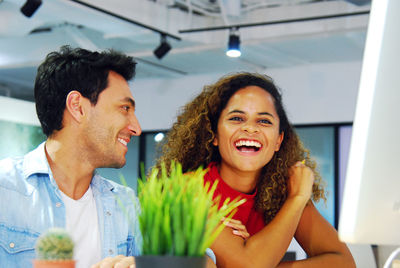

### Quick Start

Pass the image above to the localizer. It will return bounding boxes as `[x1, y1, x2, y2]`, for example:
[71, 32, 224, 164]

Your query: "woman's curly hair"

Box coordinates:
[155, 72, 326, 224]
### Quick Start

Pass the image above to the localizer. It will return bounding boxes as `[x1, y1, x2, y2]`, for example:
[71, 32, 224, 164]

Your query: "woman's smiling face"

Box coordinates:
[213, 85, 284, 175]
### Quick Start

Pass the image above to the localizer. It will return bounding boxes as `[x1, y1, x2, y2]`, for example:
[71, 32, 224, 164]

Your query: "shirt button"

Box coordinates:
[56, 202, 62, 208]
[109, 249, 113, 255]
[106, 211, 111, 216]
[9, 242, 15, 248]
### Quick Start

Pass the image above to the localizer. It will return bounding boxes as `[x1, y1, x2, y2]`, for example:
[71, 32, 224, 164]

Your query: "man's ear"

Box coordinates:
[66, 91, 85, 122]
[275, 132, 284, 151]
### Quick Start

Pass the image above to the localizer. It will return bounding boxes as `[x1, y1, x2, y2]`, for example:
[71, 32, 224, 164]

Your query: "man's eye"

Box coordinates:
[122, 106, 130, 111]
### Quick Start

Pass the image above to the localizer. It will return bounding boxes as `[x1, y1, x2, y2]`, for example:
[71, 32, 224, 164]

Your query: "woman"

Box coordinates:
[155, 73, 355, 268]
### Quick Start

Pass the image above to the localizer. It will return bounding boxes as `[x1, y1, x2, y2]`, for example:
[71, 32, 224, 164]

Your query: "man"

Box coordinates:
[0, 46, 142, 267]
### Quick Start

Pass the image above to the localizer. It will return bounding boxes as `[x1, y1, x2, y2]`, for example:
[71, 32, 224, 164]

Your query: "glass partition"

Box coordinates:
[296, 126, 336, 227]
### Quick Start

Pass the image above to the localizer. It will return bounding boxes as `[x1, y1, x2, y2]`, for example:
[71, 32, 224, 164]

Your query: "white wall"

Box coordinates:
[0, 60, 362, 130]
[0, 95, 40, 126]
[132, 61, 362, 131]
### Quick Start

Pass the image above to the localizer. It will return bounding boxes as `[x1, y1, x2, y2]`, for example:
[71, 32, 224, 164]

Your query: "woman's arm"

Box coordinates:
[277, 202, 356, 268]
[211, 162, 314, 268]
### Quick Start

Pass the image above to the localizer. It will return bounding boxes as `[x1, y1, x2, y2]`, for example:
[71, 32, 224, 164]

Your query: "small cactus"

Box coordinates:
[35, 228, 74, 260]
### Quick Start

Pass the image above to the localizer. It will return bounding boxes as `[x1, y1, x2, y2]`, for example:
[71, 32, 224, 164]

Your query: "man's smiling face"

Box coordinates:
[82, 71, 142, 168]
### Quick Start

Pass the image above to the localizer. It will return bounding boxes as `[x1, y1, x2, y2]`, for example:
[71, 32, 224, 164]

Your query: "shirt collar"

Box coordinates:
[22, 142, 52, 180]
[22, 141, 115, 194]
[91, 173, 115, 194]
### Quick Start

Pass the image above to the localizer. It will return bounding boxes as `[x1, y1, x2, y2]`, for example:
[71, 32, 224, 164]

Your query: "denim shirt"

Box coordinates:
[0, 143, 141, 267]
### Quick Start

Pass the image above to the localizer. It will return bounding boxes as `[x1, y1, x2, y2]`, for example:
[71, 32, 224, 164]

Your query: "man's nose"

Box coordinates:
[128, 114, 142, 136]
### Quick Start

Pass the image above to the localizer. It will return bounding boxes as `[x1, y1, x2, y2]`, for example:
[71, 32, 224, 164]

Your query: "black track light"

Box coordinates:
[226, 28, 241, 58]
[20, 0, 42, 18]
[153, 34, 171, 60]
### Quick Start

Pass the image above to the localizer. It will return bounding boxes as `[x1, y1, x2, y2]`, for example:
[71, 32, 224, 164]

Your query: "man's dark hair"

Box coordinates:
[34, 45, 137, 137]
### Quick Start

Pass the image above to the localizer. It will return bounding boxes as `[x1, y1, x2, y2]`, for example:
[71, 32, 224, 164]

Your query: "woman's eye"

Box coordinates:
[229, 116, 243, 122]
[259, 119, 272, 124]
[122, 106, 130, 112]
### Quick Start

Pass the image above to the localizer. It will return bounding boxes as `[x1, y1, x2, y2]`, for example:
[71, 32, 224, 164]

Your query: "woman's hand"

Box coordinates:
[287, 160, 314, 203]
[222, 217, 250, 240]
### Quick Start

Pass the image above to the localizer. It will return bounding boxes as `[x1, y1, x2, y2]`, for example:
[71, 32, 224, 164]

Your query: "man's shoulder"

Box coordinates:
[0, 155, 40, 197]
[93, 174, 136, 196]
[93, 175, 138, 215]
[0, 143, 48, 185]
[0, 155, 23, 169]
[0, 156, 25, 186]
[110, 179, 136, 196]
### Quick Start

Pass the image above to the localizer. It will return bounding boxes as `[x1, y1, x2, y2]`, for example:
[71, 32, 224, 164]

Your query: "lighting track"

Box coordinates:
[135, 58, 187, 76]
[179, 10, 370, 33]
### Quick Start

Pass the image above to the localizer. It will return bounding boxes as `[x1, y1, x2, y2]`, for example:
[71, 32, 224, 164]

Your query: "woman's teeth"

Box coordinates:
[235, 140, 262, 152]
[235, 140, 261, 148]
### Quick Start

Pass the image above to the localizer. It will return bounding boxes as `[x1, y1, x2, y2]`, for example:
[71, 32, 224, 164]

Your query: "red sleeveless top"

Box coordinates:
[204, 162, 265, 236]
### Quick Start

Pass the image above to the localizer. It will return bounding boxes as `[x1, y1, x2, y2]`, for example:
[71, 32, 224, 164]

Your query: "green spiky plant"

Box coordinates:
[134, 161, 246, 256]
[35, 228, 74, 261]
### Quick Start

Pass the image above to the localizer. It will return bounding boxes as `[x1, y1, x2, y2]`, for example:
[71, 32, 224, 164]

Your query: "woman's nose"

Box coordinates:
[241, 122, 259, 133]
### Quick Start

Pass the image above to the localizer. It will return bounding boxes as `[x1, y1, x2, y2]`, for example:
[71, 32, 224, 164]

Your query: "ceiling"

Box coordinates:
[0, 0, 371, 101]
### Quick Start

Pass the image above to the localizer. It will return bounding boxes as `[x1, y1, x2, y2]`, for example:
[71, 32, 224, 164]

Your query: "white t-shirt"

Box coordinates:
[61, 186, 102, 268]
